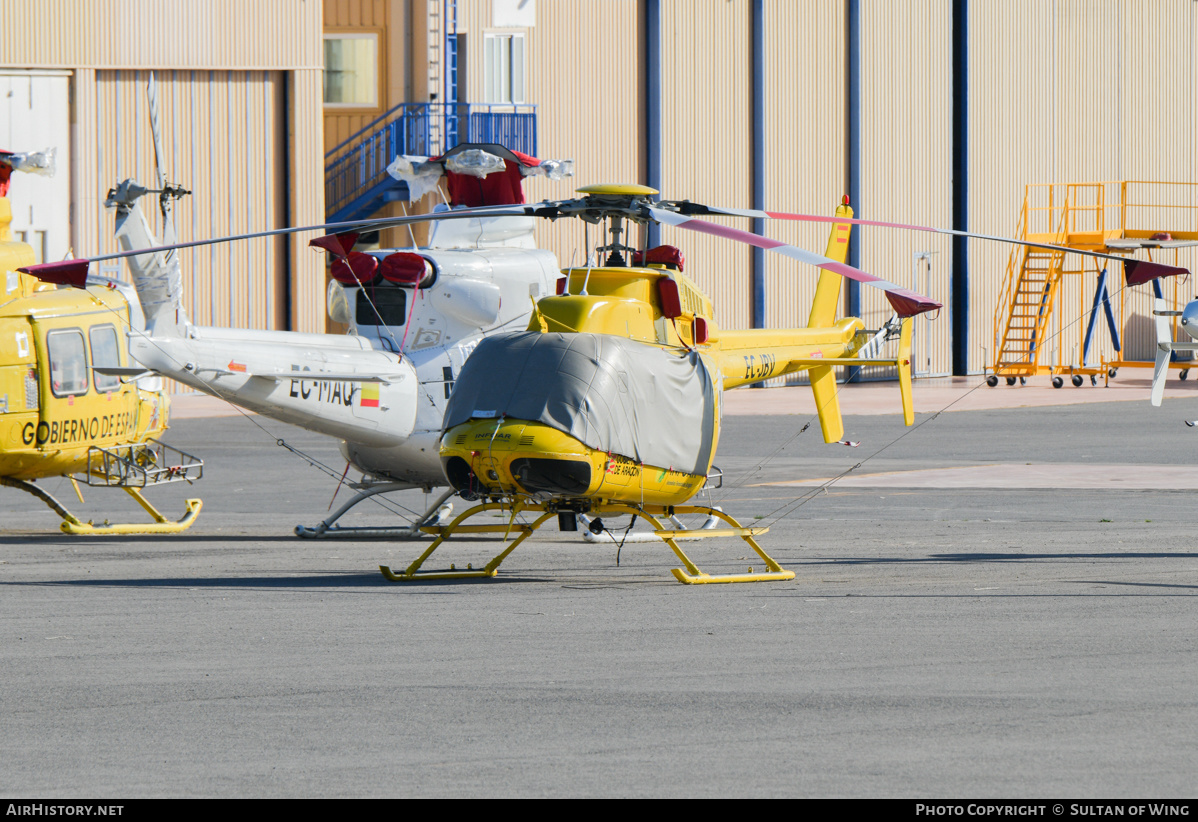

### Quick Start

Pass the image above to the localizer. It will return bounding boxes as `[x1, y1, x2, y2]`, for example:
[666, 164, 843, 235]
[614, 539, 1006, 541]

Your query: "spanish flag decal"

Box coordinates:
[360, 383, 380, 407]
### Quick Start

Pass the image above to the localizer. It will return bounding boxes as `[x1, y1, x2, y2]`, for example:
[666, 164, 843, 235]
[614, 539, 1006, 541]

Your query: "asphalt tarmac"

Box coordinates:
[2, 387, 1197, 798]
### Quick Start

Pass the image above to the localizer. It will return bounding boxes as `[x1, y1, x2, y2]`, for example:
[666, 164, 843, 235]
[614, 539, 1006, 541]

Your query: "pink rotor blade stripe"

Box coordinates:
[649, 207, 941, 317]
[713, 205, 931, 235]
[700, 205, 1191, 280]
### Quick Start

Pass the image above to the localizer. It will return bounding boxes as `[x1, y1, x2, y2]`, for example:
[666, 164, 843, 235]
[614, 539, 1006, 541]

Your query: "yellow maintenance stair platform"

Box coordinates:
[989, 181, 1198, 388]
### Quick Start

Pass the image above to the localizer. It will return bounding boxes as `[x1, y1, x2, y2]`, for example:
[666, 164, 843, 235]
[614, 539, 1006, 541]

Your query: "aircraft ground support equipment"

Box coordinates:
[990, 181, 1198, 388]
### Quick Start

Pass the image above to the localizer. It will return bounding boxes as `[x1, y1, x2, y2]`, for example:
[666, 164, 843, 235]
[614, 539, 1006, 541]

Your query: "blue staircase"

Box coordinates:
[325, 102, 537, 223]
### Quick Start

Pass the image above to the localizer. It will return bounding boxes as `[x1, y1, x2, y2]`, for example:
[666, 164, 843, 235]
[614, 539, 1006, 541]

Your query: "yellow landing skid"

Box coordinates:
[378, 501, 793, 585]
[0, 477, 202, 535]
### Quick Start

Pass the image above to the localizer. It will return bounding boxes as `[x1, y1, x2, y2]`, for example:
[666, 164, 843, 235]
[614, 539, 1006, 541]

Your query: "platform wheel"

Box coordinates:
[1090, 375, 1098, 386]
[986, 375, 999, 387]
[1108, 368, 1118, 379]
[1006, 377, 1017, 386]
[1181, 369, 1189, 381]
[1052, 376, 1064, 389]
[1019, 377, 1027, 386]
[1072, 375, 1083, 387]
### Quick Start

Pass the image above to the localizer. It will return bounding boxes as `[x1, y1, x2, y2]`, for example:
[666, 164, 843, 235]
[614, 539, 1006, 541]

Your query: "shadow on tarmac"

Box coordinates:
[0, 572, 559, 590]
[803, 551, 1198, 564]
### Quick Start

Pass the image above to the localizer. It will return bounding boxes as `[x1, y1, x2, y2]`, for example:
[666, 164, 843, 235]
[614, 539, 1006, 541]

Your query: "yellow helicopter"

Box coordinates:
[0, 149, 202, 534]
[384, 183, 941, 585]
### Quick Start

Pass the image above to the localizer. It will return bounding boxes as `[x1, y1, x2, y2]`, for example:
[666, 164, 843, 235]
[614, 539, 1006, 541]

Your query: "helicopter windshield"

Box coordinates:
[47, 329, 89, 397]
[89, 325, 122, 392]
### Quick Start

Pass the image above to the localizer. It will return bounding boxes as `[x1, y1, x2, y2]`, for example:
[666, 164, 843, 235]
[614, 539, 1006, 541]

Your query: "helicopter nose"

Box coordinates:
[1181, 300, 1198, 341]
[508, 457, 591, 495]
[439, 419, 597, 498]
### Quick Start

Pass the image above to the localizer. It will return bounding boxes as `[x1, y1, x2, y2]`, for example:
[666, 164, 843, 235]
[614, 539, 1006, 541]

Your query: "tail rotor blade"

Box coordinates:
[1152, 298, 1176, 407]
[148, 72, 167, 191]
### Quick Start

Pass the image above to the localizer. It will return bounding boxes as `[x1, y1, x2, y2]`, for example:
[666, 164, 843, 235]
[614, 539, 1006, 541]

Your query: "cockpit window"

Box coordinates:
[355, 287, 407, 326]
[89, 324, 122, 393]
[47, 329, 90, 397]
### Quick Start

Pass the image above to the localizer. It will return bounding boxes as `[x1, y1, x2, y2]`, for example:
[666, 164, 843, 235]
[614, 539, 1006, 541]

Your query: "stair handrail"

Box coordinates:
[991, 190, 1030, 366]
[1054, 186, 1072, 244]
[326, 102, 430, 162]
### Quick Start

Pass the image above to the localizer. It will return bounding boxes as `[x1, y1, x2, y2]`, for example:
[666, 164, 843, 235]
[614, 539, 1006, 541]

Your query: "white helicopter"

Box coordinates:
[29, 142, 573, 537]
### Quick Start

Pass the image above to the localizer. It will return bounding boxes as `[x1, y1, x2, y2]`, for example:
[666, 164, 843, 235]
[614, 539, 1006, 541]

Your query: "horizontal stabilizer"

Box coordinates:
[93, 366, 154, 381]
[785, 357, 910, 368]
[249, 370, 405, 384]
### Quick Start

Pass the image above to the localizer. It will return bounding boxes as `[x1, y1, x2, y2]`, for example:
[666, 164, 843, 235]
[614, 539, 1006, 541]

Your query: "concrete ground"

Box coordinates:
[2, 376, 1197, 798]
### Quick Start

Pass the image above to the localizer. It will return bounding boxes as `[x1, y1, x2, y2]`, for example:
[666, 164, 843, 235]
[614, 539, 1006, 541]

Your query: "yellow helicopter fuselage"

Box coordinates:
[439, 244, 870, 510]
[0, 198, 168, 482]
[397, 190, 923, 583]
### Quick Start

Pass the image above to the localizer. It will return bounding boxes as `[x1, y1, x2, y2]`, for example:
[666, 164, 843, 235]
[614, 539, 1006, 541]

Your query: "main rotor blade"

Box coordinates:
[648, 206, 941, 318]
[680, 203, 1191, 285]
[16, 203, 539, 285]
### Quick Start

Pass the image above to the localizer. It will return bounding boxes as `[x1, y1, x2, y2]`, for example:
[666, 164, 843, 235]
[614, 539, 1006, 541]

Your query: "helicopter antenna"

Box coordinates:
[580, 262, 594, 296]
[400, 201, 418, 249]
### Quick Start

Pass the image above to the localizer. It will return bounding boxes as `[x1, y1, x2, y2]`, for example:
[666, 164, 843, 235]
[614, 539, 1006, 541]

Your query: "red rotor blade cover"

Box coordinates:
[330, 252, 379, 286]
[309, 232, 360, 260]
[657, 277, 683, 319]
[632, 244, 685, 272]
[17, 259, 90, 289]
[1125, 259, 1189, 287]
[379, 252, 434, 287]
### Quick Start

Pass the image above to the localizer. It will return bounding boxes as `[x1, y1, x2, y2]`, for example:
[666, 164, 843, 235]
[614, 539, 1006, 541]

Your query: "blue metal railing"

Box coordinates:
[325, 102, 537, 221]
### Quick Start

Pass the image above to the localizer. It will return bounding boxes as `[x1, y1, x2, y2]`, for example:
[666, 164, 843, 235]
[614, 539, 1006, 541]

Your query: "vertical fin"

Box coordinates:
[108, 182, 189, 336]
[898, 317, 915, 425]
[807, 199, 854, 328]
[809, 365, 844, 443]
[809, 199, 854, 442]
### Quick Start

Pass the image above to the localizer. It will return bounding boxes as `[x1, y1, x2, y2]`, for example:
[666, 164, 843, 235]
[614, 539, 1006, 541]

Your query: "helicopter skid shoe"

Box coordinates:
[379, 563, 497, 581]
[1, 478, 202, 535]
[669, 566, 795, 585]
[379, 502, 556, 582]
[296, 485, 453, 539]
[61, 487, 202, 535]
